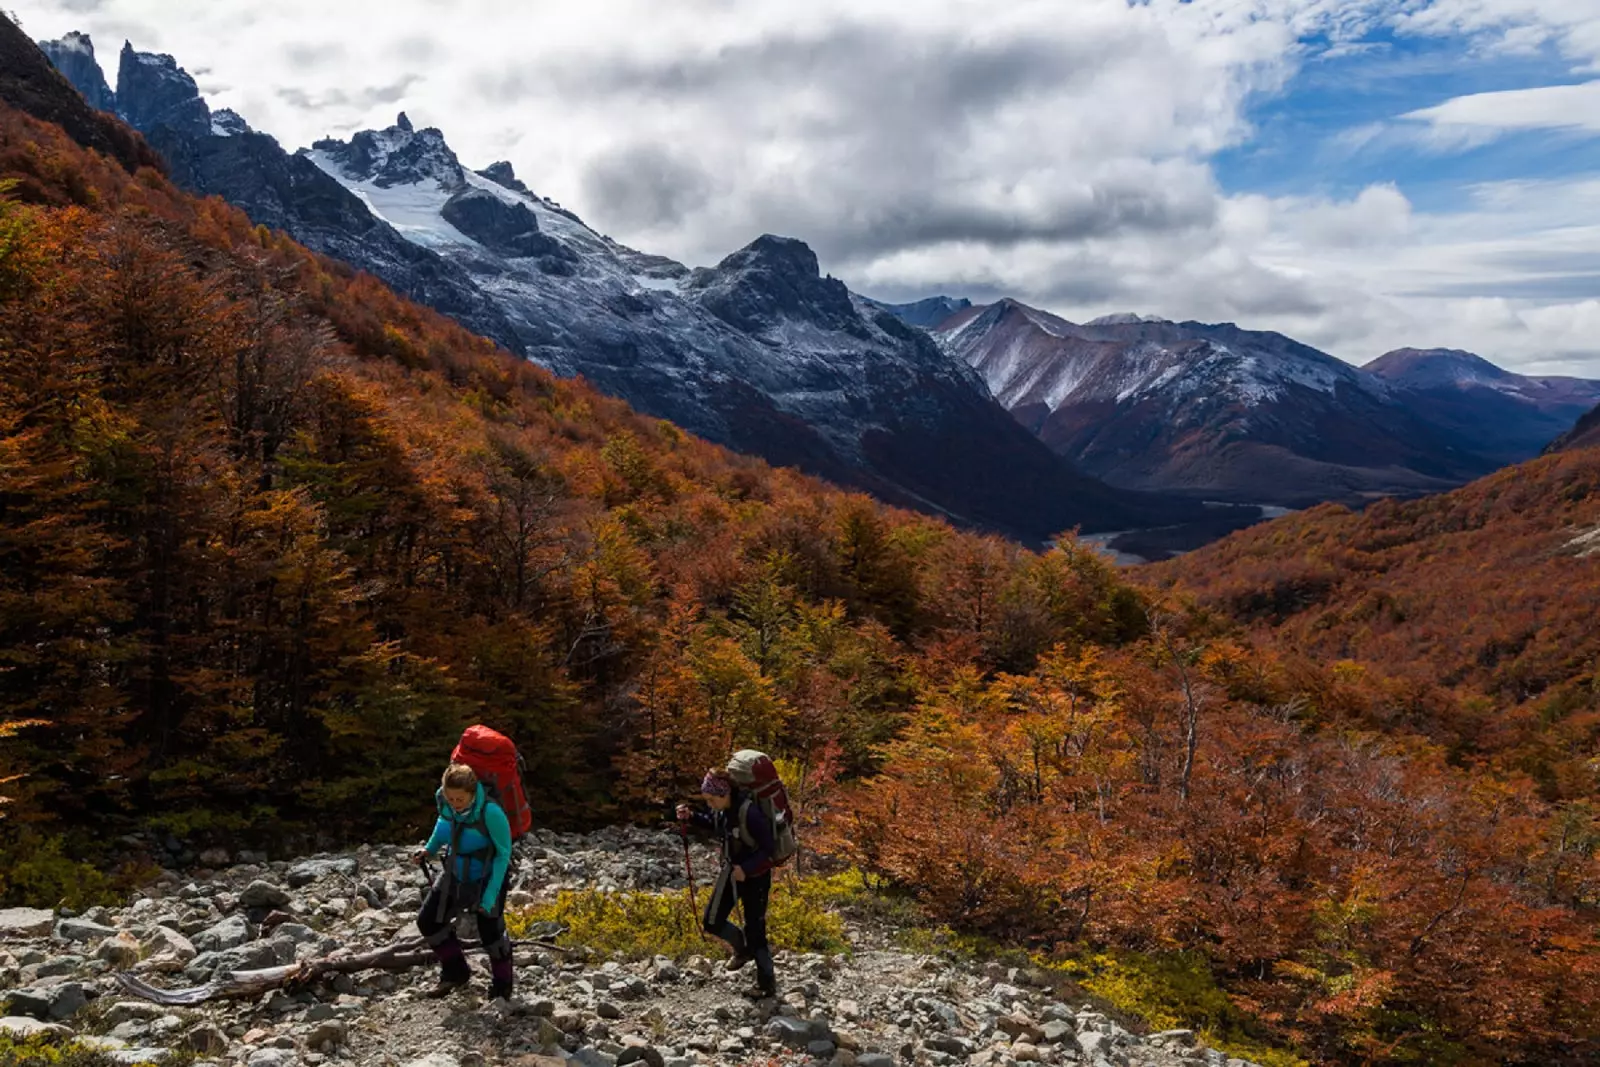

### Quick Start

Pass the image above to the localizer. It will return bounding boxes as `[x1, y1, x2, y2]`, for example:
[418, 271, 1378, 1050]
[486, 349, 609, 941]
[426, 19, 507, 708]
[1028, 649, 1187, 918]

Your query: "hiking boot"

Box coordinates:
[424, 974, 470, 999]
[488, 981, 514, 1003]
[725, 950, 752, 973]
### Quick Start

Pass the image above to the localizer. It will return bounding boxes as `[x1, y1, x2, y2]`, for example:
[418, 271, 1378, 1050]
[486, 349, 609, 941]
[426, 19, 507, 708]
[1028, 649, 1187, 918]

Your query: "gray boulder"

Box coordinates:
[285, 858, 359, 888]
[0, 909, 55, 939]
[4, 981, 86, 1021]
[55, 918, 118, 942]
[0, 1015, 72, 1038]
[192, 915, 254, 953]
[238, 881, 291, 910]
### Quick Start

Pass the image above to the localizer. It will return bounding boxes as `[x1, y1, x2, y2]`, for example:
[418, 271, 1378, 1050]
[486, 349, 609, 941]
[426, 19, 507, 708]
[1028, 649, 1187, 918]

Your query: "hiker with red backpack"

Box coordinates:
[411, 726, 533, 1002]
[676, 751, 798, 1000]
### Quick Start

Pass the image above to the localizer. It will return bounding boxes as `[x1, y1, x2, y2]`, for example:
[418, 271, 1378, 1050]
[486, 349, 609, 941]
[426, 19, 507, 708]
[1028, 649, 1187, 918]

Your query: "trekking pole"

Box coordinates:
[421, 856, 437, 890]
[678, 816, 701, 936]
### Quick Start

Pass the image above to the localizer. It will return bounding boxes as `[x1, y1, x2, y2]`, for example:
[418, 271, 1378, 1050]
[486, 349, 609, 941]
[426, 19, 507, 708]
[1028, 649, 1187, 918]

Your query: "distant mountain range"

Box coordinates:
[1364, 347, 1600, 465]
[32, 31, 1202, 543]
[27, 27, 1600, 541]
[922, 298, 1600, 507]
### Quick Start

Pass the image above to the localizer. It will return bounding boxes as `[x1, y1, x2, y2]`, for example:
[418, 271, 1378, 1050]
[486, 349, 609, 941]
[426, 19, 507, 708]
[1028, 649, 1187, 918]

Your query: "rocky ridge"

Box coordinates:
[1, 830, 1265, 1067]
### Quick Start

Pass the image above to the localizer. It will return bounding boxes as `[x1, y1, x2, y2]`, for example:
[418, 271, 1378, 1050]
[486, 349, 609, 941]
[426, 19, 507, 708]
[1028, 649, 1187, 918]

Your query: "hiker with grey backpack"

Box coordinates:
[676, 750, 799, 1000]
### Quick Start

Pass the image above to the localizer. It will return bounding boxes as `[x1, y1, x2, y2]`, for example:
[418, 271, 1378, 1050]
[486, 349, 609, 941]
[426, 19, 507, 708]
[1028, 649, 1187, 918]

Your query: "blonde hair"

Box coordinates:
[441, 763, 478, 793]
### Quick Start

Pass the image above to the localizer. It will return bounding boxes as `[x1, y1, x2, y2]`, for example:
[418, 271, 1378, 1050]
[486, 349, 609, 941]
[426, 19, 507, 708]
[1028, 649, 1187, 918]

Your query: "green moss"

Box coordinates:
[507, 873, 850, 960]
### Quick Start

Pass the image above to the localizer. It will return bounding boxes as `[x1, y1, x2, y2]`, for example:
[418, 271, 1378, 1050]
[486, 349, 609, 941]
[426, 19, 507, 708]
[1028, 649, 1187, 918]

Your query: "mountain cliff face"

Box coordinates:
[1365, 347, 1600, 464]
[31, 29, 1193, 540]
[934, 299, 1488, 507]
[1548, 402, 1600, 454]
[0, 21, 159, 175]
[34, 31, 115, 113]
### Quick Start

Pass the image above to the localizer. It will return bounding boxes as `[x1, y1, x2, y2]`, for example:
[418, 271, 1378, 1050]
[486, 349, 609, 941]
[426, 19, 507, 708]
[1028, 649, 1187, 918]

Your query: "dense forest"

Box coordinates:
[1, 80, 1598, 1065]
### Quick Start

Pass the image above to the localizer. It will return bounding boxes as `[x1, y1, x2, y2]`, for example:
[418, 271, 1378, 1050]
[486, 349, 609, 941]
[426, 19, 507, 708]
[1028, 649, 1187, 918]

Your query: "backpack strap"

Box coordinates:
[736, 798, 757, 849]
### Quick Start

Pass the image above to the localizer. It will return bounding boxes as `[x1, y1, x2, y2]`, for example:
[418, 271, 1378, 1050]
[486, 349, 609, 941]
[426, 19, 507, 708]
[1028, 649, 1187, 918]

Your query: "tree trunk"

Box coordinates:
[113, 936, 566, 1006]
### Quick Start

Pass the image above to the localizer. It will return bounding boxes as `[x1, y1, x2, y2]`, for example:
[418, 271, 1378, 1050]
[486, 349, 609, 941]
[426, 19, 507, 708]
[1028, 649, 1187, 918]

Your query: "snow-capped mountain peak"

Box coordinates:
[1086, 312, 1170, 326]
[310, 114, 465, 191]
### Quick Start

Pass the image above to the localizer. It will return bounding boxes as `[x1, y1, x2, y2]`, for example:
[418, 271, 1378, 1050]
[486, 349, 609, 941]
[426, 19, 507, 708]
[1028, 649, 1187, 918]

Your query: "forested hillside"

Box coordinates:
[1, 77, 1598, 1065]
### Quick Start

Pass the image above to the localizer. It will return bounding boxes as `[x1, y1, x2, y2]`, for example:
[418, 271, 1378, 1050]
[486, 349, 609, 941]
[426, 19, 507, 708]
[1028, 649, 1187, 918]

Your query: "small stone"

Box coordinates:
[596, 1001, 623, 1020]
[615, 1047, 666, 1067]
[35, 956, 85, 978]
[96, 932, 142, 969]
[765, 1016, 814, 1048]
[0, 909, 55, 939]
[285, 858, 359, 889]
[808, 1039, 838, 1057]
[247, 1051, 298, 1067]
[1152, 1029, 1197, 1048]
[198, 848, 230, 867]
[1036, 1017, 1075, 1043]
[192, 915, 254, 953]
[1078, 1031, 1108, 1060]
[108, 1047, 172, 1065]
[183, 1023, 230, 1055]
[307, 1020, 346, 1050]
[573, 1048, 616, 1067]
[1012, 1042, 1042, 1062]
[856, 1054, 895, 1067]
[55, 918, 118, 942]
[140, 927, 196, 969]
[239, 881, 292, 911]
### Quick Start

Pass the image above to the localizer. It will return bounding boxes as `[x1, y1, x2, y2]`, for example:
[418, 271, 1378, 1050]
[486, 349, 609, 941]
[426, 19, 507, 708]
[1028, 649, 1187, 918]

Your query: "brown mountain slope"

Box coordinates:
[1146, 447, 1600, 790]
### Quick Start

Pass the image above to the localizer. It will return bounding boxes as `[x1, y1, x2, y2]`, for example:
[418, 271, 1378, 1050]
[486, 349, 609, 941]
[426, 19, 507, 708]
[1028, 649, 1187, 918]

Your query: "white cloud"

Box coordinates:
[1403, 80, 1600, 143]
[9, 0, 1600, 375]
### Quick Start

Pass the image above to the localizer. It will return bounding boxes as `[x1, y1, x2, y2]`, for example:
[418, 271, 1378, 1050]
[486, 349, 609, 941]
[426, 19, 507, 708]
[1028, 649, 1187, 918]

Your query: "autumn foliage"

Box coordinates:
[1, 95, 1598, 1064]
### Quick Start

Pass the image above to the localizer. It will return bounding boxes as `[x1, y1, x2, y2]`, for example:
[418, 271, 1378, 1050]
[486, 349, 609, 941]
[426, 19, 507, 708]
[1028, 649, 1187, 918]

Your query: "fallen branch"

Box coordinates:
[114, 937, 569, 1006]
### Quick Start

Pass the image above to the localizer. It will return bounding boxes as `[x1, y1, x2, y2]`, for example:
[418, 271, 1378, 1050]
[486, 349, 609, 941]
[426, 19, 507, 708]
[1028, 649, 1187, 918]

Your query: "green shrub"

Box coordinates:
[0, 832, 116, 909]
[0, 1032, 181, 1067]
[508, 874, 850, 960]
[1050, 952, 1308, 1067]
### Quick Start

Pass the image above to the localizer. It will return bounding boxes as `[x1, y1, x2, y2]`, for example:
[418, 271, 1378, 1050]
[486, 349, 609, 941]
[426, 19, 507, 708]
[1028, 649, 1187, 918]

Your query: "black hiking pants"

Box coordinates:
[703, 863, 775, 995]
[417, 882, 513, 992]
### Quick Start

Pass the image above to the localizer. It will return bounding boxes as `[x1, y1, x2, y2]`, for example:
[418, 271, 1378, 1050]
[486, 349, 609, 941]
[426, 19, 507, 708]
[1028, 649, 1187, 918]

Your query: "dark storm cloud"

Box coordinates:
[582, 143, 714, 231]
[532, 18, 1215, 264]
[798, 177, 1220, 265]
[275, 74, 420, 113]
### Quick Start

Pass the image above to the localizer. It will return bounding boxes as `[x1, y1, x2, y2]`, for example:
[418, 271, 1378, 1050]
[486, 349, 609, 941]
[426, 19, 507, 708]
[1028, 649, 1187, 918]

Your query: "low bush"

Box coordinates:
[507, 874, 850, 959]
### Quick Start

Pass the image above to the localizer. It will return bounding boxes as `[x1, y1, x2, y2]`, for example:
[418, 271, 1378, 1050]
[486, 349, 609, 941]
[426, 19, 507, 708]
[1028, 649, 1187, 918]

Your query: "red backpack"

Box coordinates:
[726, 750, 799, 866]
[452, 725, 532, 839]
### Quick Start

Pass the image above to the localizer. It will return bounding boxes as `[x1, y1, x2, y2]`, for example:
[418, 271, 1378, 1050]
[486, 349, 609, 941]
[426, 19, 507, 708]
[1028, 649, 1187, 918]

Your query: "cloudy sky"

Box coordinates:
[13, 0, 1600, 373]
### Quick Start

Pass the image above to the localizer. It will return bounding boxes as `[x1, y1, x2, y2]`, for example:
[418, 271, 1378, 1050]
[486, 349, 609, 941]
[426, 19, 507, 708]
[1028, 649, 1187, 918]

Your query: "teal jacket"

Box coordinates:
[423, 783, 513, 913]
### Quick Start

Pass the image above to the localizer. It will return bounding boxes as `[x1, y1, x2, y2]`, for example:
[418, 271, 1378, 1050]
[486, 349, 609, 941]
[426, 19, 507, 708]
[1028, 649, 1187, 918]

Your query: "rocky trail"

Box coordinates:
[2, 830, 1266, 1067]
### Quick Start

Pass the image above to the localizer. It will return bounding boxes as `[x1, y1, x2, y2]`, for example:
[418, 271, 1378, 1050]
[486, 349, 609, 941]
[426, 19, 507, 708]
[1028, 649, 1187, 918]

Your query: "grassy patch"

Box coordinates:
[507, 873, 851, 959]
[0, 1032, 195, 1067]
